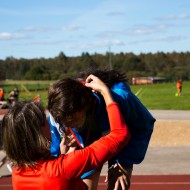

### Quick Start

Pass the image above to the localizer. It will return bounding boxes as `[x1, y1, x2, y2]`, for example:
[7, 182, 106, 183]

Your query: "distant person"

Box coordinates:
[176, 80, 182, 96]
[7, 87, 19, 107]
[13, 87, 19, 101]
[0, 88, 8, 109]
[132, 77, 136, 85]
[33, 94, 41, 102]
[0, 88, 5, 101]
[2, 75, 130, 190]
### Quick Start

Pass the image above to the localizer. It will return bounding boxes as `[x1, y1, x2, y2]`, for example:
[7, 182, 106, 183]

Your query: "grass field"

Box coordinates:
[131, 81, 190, 110]
[1, 81, 190, 110]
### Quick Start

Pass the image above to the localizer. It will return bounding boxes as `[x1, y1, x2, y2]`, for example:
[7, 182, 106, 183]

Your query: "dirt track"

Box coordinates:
[150, 120, 190, 147]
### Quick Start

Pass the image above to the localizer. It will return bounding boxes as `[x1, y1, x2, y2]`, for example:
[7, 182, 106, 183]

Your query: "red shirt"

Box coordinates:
[12, 103, 130, 190]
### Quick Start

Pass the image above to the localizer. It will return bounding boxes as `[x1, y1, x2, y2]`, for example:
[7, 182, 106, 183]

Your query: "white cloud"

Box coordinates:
[62, 25, 84, 32]
[159, 13, 190, 20]
[155, 35, 188, 42]
[0, 32, 30, 40]
[79, 39, 125, 50]
[124, 24, 169, 36]
[64, 39, 125, 54]
[106, 11, 125, 16]
[23, 40, 63, 46]
[130, 35, 188, 44]
[21, 26, 57, 33]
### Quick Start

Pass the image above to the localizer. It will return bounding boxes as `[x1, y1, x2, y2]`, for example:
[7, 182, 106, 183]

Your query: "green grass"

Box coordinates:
[1, 81, 51, 108]
[0, 80, 53, 92]
[20, 91, 49, 107]
[131, 81, 190, 110]
[1, 80, 190, 110]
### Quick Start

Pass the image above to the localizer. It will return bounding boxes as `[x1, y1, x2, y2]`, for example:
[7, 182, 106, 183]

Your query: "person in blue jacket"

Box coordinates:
[47, 69, 156, 190]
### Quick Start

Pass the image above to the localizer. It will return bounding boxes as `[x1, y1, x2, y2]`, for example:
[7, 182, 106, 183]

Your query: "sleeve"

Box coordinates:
[58, 103, 130, 179]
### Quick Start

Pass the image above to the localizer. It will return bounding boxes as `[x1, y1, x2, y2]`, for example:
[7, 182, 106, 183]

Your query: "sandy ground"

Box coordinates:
[132, 119, 190, 175]
[150, 120, 190, 147]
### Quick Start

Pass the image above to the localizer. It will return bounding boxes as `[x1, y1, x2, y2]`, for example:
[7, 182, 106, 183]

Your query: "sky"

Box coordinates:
[0, 0, 190, 59]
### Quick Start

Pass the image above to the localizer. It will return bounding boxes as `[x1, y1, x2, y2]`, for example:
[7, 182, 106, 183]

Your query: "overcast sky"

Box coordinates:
[1, 0, 190, 59]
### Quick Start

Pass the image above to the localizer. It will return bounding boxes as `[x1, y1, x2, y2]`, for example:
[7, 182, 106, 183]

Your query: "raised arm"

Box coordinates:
[85, 74, 113, 106]
[59, 75, 131, 178]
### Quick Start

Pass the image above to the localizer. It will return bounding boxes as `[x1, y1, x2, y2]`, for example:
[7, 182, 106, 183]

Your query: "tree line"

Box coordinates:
[0, 51, 190, 83]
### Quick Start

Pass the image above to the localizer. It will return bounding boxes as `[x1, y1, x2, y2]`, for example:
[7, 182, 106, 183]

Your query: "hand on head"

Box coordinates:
[85, 74, 109, 95]
[85, 74, 113, 106]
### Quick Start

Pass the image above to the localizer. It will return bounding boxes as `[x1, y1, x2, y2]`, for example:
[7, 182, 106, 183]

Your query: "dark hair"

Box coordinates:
[2, 101, 49, 168]
[48, 70, 127, 125]
[48, 78, 93, 125]
[76, 69, 128, 87]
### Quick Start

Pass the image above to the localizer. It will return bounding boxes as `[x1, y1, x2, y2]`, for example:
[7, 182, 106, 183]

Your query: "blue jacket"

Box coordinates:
[48, 82, 155, 170]
[93, 82, 155, 168]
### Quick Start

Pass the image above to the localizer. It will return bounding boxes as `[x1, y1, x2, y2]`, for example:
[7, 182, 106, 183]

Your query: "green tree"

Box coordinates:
[80, 52, 98, 70]
[25, 65, 51, 80]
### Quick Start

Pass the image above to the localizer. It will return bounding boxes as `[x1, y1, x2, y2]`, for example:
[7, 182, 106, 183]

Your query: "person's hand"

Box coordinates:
[60, 133, 77, 154]
[85, 74, 109, 95]
[85, 74, 113, 106]
[105, 163, 131, 190]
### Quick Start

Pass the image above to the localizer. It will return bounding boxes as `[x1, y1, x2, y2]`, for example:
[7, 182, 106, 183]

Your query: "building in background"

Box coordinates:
[132, 77, 166, 85]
